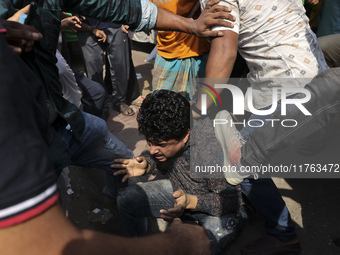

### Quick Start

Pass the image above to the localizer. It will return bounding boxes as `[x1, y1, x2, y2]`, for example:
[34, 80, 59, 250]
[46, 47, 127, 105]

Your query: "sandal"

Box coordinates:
[115, 103, 135, 116]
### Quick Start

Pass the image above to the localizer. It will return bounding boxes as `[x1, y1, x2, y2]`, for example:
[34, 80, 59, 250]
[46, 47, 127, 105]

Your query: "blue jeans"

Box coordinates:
[240, 68, 340, 241]
[240, 97, 297, 241]
[56, 111, 134, 197]
[117, 179, 246, 255]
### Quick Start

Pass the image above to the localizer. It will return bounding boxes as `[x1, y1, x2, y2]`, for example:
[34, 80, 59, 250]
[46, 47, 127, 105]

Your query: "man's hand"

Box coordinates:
[61, 16, 82, 32]
[0, 20, 42, 54]
[190, 0, 236, 37]
[112, 156, 149, 182]
[164, 218, 211, 255]
[121, 25, 129, 34]
[159, 189, 198, 222]
[307, 0, 319, 6]
[173, 189, 198, 209]
[92, 28, 107, 42]
[160, 204, 185, 222]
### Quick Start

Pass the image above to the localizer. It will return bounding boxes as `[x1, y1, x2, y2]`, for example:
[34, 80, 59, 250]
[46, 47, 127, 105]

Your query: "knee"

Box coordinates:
[318, 36, 330, 54]
[95, 116, 108, 135]
[117, 185, 143, 214]
[83, 111, 108, 137]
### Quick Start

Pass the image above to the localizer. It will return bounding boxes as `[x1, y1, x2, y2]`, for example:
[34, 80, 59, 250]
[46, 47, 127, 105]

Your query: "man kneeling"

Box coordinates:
[112, 90, 246, 255]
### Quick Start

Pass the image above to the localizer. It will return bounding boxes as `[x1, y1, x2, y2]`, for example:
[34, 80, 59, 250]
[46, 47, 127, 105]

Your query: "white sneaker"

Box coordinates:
[214, 110, 249, 185]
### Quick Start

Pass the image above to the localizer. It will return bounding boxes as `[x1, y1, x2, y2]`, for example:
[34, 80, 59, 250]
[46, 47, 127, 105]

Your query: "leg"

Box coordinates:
[241, 178, 296, 241]
[239, 98, 297, 241]
[125, 39, 140, 103]
[318, 34, 340, 68]
[78, 31, 109, 117]
[73, 70, 106, 118]
[77, 31, 105, 86]
[239, 68, 340, 252]
[56, 111, 133, 198]
[242, 68, 340, 167]
[105, 27, 134, 111]
[117, 180, 174, 237]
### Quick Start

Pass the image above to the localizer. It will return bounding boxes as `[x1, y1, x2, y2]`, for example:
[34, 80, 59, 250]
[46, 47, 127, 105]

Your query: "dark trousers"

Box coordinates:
[78, 27, 139, 109]
[318, 34, 340, 68]
[73, 70, 106, 118]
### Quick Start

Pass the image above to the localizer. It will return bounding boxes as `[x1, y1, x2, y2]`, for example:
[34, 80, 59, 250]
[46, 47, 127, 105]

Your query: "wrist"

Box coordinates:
[186, 18, 196, 35]
[186, 194, 198, 209]
[145, 162, 151, 173]
[89, 26, 95, 34]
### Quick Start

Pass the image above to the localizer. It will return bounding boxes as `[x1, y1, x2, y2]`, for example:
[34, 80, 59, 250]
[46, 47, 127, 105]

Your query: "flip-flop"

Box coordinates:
[116, 103, 135, 116]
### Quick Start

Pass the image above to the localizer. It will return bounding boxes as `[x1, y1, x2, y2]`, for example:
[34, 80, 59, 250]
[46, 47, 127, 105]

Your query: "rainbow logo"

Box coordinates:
[198, 82, 223, 107]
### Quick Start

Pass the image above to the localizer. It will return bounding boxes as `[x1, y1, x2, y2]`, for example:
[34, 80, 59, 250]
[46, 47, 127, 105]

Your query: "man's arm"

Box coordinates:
[0, 203, 211, 255]
[193, 29, 238, 117]
[62, 0, 235, 38]
[160, 179, 239, 221]
[0, 0, 235, 38]
[154, 2, 236, 38]
[205, 31, 238, 78]
[202, 0, 239, 78]
[193, 0, 239, 115]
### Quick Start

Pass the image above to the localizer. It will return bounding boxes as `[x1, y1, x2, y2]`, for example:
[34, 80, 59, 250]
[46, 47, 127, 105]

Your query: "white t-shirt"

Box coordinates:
[200, 0, 328, 110]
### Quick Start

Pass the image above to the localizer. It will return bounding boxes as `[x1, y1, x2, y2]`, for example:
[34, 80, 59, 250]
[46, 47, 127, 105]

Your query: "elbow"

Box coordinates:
[225, 50, 237, 66]
[229, 49, 238, 62]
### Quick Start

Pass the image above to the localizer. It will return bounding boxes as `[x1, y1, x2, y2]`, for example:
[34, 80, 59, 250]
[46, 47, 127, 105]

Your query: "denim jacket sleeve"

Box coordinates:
[62, 0, 157, 32]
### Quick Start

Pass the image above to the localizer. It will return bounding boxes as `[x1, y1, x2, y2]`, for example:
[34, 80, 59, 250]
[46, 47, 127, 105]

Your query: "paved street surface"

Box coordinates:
[62, 40, 340, 255]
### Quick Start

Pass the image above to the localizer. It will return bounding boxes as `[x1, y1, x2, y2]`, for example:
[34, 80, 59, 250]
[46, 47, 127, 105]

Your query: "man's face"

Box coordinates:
[147, 130, 190, 162]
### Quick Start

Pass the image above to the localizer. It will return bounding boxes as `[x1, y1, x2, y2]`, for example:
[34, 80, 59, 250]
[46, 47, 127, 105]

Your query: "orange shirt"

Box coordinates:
[150, 0, 210, 59]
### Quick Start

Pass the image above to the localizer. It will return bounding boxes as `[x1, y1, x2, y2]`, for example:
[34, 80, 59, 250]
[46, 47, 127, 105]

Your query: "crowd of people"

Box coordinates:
[0, 0, 339, 254]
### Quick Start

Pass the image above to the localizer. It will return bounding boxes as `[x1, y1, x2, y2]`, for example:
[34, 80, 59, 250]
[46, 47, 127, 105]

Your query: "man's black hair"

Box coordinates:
[137, 90, 190, 142]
